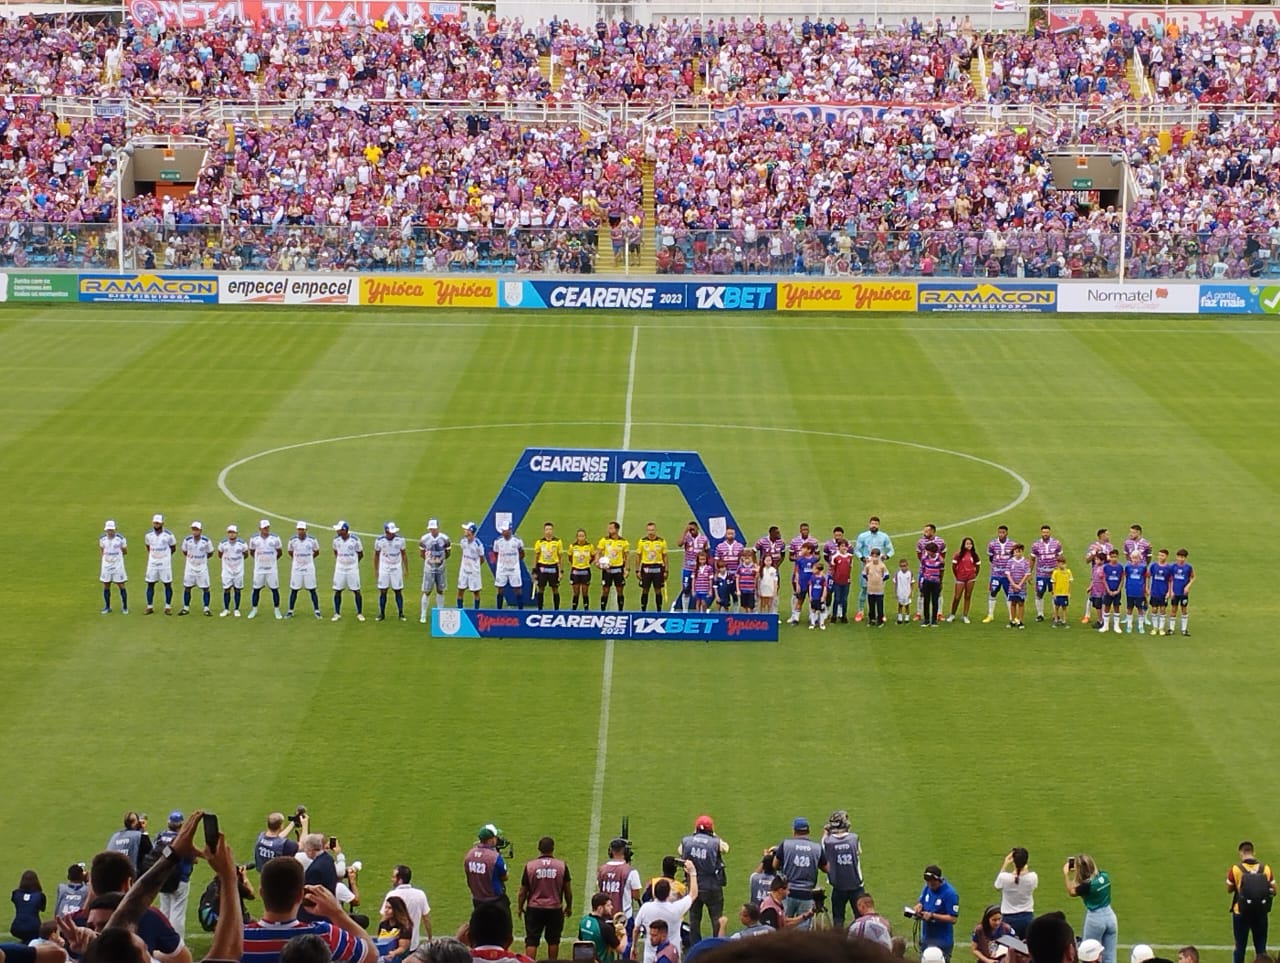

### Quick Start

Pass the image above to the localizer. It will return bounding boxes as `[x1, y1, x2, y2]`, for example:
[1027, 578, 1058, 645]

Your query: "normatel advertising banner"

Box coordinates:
[220, 274, 358, 305]
[431, 608, 778, 642]
[1057, 283, 1198, 314]
[129, 0, 460, 29]
[777, 280, 916, 312]
[5, 272, 78, 301]
[360, 276, 496, 308]
[78, 274, 218, 304]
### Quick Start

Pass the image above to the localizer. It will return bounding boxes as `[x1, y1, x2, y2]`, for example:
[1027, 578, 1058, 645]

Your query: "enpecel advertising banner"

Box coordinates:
[431, 608, 778, 641]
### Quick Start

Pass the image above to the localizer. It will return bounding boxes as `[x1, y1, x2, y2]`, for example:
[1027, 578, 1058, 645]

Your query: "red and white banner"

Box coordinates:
[128, 0, 460, 28]
[1046, 5, 1280, 33]
[220, 273, 358, 306]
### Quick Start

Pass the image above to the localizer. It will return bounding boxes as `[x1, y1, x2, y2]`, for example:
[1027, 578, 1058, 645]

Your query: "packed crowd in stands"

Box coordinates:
[3, 11, 1280, 276]
[3, 807, 1243, 963]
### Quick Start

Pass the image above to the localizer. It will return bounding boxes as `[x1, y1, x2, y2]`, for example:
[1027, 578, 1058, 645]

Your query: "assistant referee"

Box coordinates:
[531, 522, 564, 610]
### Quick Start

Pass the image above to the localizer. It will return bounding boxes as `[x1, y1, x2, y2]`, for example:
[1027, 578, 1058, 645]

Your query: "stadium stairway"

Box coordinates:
[641, 158, 657, 272]
[539, 53, 561, 93]
[970, 48, 987, 98]
[1126, 54, 1148, 99]
[691, 57, 704, 97]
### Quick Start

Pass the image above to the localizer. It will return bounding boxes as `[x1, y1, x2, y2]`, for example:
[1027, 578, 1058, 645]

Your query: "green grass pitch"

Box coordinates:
[1, 303, 1278, 957]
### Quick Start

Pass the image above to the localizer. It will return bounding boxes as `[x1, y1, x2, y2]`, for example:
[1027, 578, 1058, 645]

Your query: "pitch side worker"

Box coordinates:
[464, 824, 511, 927]
[853, 516, 893, 622]
[517, 836, 572, 960]
[635, 522, 669, 612]
[914, 864, 959, 961]
[1227, 840, 1276, 963]
[532, 522, 564, 610]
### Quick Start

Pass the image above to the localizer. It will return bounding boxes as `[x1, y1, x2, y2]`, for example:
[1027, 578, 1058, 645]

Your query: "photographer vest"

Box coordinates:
[823, 832, 863, 890]
[776, 837, 823, 895]
[107, 829, 143, 869]
[681, 832, 724, 890]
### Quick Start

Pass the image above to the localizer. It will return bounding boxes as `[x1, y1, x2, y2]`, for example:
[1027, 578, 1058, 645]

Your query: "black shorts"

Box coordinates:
[570, 568, 591, 585]
[640, 565, 665, 589]
[524, 906, 564, 946]
[740, 591, 757, 610]
[1125, 595, 1146, 611]
[603, 567, 625, 589]
[1171, 594, 1189, 608]
[535, 565, 561, 587]
[1104, 592, 1122, 607]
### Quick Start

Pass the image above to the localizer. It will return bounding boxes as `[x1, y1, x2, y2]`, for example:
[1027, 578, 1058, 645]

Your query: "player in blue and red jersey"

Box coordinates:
[674, 521, 709, 611]
[914, 524, 946, 621]
[736, 549, 759, 612]
[1081, 528, 1115, 624]
[1028, 525, 1063, 622]
[983, 525, 1015, 624]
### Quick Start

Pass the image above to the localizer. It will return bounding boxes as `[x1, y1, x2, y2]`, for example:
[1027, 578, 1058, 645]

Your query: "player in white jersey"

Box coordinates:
[374, 522, 410, 621]
[331, 520, 366, 621]
[418, 519, 451, 623]
[286, 521, 323, 619]
[490, 525, 526, 609]
[218, 525, 248, 616]
[179, 521, 215, 616]
[143, 513, 177, 615]
[248, 519, 284, 620]
[455, 522, 485, 608]
[98, 520, 129, 614]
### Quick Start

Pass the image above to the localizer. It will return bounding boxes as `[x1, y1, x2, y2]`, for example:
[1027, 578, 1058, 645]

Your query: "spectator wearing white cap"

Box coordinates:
[1079, 940, 1105, 963]
[218, 525, 248, 617]
[99, 520, 129, 615]
[374, 523, 410, 621]
[248, 520, 285, 620]
[418, 520, 451, 623]
[179, 523, 214, 617]
[1130, 945, 1154, 963]
[143, 514, 177, 615]
[455, 523, 484, 609]
[331, 521, 365, 621]
[287, 523, 323, 620]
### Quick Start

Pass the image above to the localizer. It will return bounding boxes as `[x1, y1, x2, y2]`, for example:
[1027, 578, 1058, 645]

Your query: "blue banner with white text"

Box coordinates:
[431, 608, 778, 641]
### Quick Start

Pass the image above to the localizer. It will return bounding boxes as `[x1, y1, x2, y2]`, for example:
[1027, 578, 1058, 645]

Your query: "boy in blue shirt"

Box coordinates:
[1147, 548, 1174, 636]
[1099, 550, 1125, 634]
[808, 562, 829, 631]
[1123, 552, 1148, 634]
[1169, 549, 1196, 636]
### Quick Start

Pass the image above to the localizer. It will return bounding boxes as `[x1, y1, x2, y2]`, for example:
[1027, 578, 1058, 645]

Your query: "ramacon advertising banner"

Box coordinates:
[359, 276, 496, 308]
[431, 608, 778, 642]
[1057, 283, 1198, 314]
[917, 282, 1057, 312]
[777, 280, 916, 312]
[78, 274, 218, 304]
[220, 274, 358, 305]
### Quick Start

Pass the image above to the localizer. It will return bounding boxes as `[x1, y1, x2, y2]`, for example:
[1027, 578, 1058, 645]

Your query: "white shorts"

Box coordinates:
[183, 565, 210, 589]
[458, 566, 482, 592]
[100, 559, 127, 583]
[377, 567, 404, 591]
[494, 566, 522, 588]
[221, 566, 244, 589]
[252, 566, 279, 590]
[333, 566, 361, 592]
[290, 565, 317, 591]
[422, 565, 447, 594]
[896, 592, 912, 606]
[145, 558, 172, 583]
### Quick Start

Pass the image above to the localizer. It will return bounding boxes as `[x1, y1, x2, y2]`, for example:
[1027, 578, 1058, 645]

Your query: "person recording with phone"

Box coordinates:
[298, 836, 345, 922]
[1064, 855, 1116, 963]
[913, 865, 960, 962]
[994, 849, 1037, 939]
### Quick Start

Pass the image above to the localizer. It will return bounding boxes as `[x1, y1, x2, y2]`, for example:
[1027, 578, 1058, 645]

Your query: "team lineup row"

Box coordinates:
[94, 516, 1196, 632]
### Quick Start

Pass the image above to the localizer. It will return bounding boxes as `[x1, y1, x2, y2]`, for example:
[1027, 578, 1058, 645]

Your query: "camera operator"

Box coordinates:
[679, 816, 728, 943]
[821, 811, 864, 931]
[913, 865, 960, 962]
[464, 826, 511, 927]
[771, 819, 827, 930]
[106, 813, 153, 874]
[597, 839, 642, 923]
[255, 810, 308, 873]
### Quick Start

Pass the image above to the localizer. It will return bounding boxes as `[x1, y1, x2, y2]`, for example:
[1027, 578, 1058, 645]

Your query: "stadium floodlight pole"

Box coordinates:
[115, 144, 135, 272]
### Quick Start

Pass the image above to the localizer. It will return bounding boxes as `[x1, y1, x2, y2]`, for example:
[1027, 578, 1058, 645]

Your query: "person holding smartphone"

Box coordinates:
[1065, 855, 1116, 963]
[298, 836, 343, 923]
[993, 848, 1037, 938]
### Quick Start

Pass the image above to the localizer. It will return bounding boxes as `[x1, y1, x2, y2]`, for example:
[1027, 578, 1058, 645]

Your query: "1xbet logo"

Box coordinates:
[621, 460, 686, 480]
[634, 617, 716, 635]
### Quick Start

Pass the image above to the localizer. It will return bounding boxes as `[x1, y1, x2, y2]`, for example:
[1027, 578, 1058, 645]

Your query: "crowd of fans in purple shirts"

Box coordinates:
[2, 12, 1280, 277]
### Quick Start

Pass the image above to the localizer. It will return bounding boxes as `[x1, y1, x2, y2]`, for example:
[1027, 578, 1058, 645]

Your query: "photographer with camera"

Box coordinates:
[106, 813, 153, 874]
[255, 810, 308, 873]
[465, 826, 512, 928]
[911, 865, 960, 962]
[771, 819, 827, 931]
[821, 811, 863, 931]
[758, 877, 814, 930]
[679, 816, 728, 943]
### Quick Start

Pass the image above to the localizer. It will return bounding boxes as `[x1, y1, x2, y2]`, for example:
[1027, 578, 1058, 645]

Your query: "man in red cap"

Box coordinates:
[678, 815, 729, 942]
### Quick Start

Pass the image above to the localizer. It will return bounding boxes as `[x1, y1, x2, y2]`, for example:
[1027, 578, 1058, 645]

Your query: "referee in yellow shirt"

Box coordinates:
[568, 529, 594, 610]
[532, 521, 564, 610]
[597, 521, 629, 611]
[635, 521, 669, 612]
